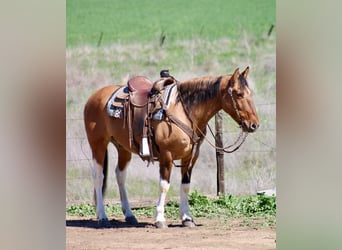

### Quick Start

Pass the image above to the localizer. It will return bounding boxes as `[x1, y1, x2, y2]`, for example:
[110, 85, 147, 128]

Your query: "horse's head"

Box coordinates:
[222, 67, 259, 133]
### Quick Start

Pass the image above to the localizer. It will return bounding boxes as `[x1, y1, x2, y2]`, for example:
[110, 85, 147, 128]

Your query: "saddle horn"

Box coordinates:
[160, 69, 170, 78]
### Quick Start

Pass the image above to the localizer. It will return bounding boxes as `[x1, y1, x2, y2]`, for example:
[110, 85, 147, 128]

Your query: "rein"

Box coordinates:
[207, 124, 248, 153]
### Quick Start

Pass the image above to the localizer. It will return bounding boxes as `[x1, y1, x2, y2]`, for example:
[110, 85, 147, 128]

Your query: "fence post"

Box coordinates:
[215, 111, 225, 196]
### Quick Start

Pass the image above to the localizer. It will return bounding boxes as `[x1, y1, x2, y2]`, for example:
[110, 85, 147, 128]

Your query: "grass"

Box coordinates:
[66, 191, 276, 226]
[67, 0, 275, 47]
[66, 36, 276, 111]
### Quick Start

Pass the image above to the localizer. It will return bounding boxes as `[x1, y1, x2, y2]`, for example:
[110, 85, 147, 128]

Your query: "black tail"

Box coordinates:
[94, 149, 108, 205]
[102, 149, 108, 196]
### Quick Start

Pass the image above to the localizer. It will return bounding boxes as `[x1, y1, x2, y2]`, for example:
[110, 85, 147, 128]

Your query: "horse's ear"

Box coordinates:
[232, 68, 240, 82]
[242, 66, 249, 79]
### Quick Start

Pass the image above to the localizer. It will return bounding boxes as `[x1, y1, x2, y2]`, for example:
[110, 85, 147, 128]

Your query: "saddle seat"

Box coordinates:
[128, 76, 153, 106]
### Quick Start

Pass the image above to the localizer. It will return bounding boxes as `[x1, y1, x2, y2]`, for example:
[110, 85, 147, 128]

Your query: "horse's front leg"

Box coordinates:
[155, 153, 173, 228]
[180, 165, 196, 227]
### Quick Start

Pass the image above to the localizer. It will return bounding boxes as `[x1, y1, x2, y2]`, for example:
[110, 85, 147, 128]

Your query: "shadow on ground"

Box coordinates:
[66, 218, 203, 229]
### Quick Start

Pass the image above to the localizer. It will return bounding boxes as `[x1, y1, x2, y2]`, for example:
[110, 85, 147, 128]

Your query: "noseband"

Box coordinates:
[216, 86, 248, 153]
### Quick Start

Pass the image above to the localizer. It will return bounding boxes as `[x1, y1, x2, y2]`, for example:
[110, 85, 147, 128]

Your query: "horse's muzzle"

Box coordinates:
[241, 121, 259, 133]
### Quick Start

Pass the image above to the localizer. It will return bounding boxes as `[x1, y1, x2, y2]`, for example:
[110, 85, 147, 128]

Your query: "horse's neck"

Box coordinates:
[188, 98, 221, 130]
[185, 85, 223, 129]
[176, 75, 230, 131]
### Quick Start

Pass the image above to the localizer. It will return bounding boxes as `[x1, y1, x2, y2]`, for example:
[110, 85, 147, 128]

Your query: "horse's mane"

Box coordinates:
[176, 76, 223, 110]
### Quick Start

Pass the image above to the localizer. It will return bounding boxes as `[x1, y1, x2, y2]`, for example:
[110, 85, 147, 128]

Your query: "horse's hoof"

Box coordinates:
[155, 221, 168, 228]
[182, 218, 196, 228]
[125, 216, 138, 225]
[98, 218, 111, 228]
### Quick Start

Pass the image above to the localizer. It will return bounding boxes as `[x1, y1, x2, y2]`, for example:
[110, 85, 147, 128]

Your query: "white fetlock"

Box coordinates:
[155, 220, 168, 228]
[155, 179, 170, 228]
[182, 218, 196, 227]
[93, 159, 107, 221]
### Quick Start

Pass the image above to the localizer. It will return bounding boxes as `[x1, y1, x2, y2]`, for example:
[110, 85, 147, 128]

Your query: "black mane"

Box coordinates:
[176, 76, 222, 110]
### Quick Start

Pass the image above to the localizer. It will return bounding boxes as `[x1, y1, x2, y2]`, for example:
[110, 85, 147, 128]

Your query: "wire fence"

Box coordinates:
[66, 102, 275, 205]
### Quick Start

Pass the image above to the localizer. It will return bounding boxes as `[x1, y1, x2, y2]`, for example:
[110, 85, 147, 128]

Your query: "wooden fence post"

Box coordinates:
[215, 111, 225, 196]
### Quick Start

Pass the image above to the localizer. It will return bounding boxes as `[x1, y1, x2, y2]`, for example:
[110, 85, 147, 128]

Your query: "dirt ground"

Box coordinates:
[66, 215, 276, 250]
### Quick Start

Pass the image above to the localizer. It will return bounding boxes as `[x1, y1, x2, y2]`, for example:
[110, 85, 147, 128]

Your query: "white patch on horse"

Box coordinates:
[92, 159, 107, 220]
[115, 166, 134, 218]
[155, 179, 170, 222]
[179, 183, 192, 221]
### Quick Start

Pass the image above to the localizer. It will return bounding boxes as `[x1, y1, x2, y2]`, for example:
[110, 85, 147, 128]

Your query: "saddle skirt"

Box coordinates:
[106, 86, 129, 118]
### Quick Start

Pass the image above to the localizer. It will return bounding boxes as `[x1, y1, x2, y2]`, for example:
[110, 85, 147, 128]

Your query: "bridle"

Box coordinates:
[228, 87, 242, 122]
[196, 86, 248, 154]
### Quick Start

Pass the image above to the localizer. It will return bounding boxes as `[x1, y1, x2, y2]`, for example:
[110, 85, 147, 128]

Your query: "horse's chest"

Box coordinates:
[157, 132, 192, 156]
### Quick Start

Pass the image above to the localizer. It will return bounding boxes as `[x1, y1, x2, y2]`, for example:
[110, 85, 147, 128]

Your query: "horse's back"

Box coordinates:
[84, 85, 121, 112]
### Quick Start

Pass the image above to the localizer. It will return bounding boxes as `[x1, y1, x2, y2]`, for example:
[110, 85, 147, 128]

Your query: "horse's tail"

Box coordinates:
[102, 149, 108, 196]
[94, 149, 109, 205]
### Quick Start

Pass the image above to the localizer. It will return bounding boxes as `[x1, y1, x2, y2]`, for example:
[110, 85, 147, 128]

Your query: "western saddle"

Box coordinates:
[106, 70, 177, 162]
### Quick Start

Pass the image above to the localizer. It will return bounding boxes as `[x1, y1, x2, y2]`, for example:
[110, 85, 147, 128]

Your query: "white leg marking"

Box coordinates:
[92, 159, 107, 220]
[115, 166, 134, 218]
[155, 179, 170, 222]
[179, 183, 192, 221]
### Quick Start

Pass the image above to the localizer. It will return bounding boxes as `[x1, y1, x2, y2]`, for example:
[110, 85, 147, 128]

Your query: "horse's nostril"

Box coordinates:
[250, 123, 258, 130]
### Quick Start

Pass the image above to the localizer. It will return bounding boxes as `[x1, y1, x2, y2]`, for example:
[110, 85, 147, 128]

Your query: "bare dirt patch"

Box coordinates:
[66, 215, 275, 249]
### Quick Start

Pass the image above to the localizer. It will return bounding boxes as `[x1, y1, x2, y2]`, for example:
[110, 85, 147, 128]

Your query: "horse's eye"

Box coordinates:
[237, 93, 244, 99]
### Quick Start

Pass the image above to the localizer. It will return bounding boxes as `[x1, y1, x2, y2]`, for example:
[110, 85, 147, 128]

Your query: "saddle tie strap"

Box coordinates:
[127, 101, 133, 149]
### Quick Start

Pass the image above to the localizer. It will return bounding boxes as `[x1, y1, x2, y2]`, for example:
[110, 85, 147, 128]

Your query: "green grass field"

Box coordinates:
[67, 0, 275, 47]
[66, 0, 276, 202]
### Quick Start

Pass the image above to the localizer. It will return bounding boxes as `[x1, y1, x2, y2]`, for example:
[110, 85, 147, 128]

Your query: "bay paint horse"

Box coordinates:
[83, 67, 259, 228]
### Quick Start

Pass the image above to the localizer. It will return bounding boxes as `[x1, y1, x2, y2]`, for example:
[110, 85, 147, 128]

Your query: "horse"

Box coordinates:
[83, 67, 259, 228]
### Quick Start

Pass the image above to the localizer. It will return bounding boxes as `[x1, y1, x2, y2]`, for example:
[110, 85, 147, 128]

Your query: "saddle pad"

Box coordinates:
[152, 84, 177, 121]
[106, 86, 128, 118]
[162, 83, 177, 110]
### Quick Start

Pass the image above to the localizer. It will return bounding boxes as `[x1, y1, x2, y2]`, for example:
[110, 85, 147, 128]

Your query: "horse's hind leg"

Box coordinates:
[90, 142, 110, 226]
[115, 146, 138, 225]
